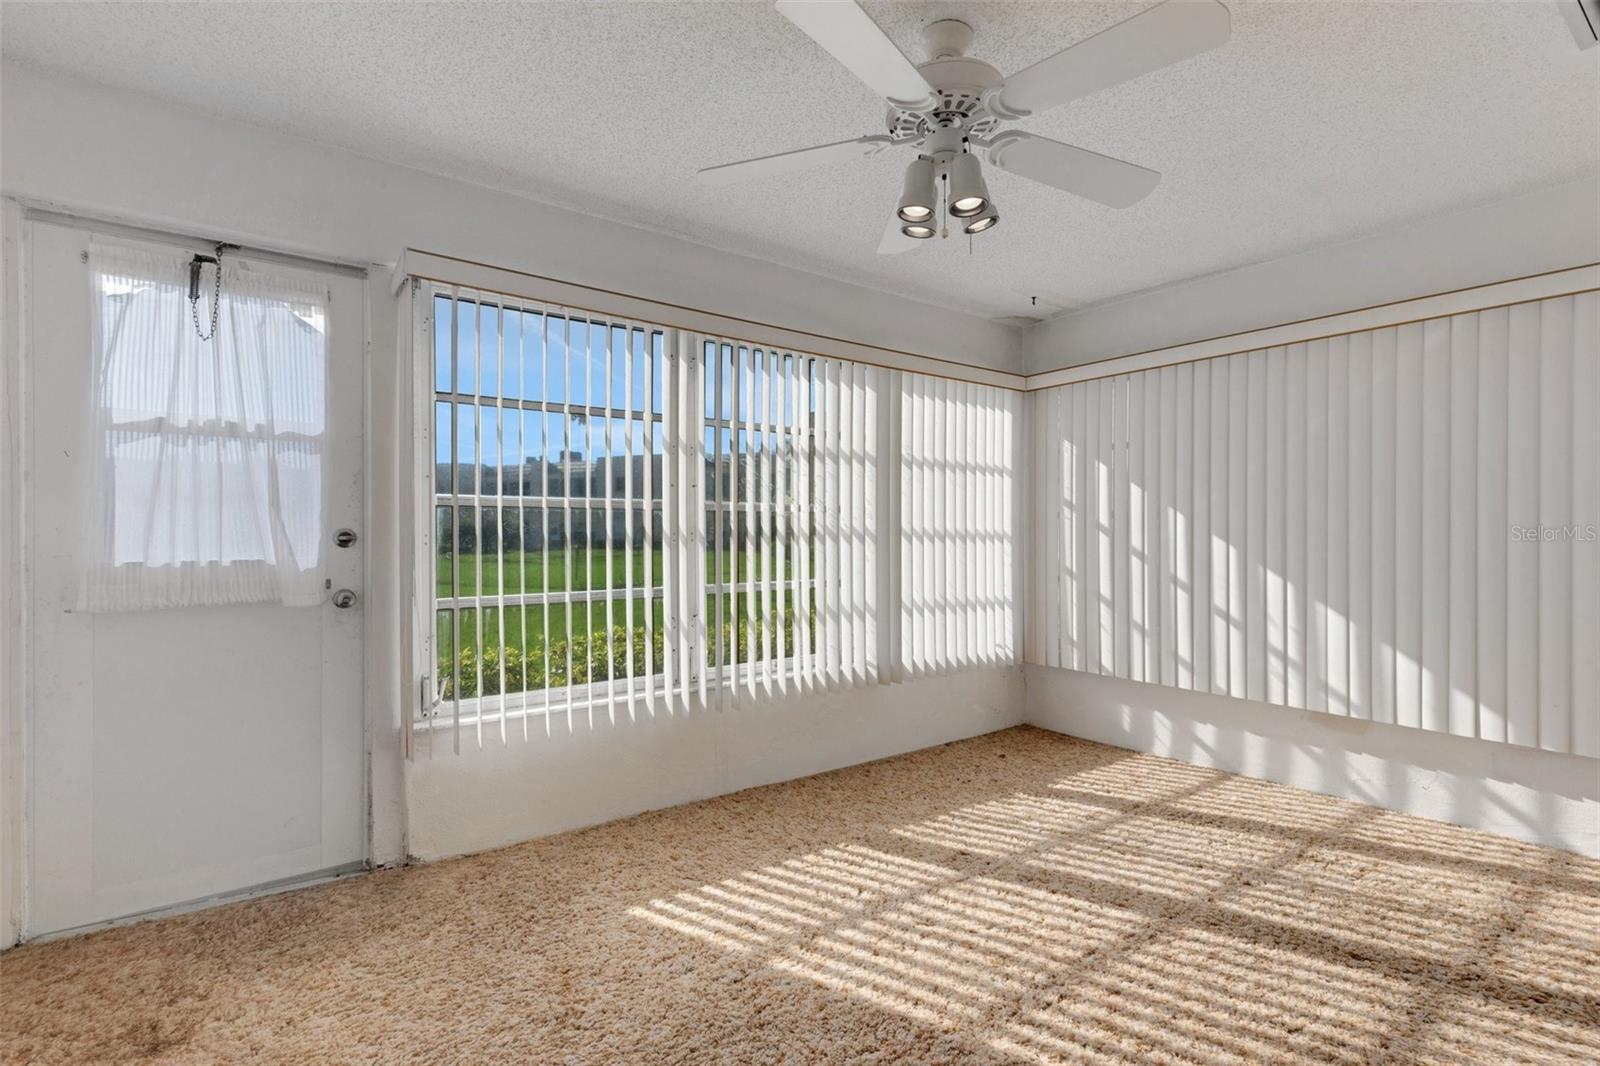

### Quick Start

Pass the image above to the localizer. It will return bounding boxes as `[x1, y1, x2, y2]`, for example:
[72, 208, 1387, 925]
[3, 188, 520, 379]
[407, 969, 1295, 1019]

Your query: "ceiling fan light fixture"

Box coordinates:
[947, 151, 990, 219]
[901, 222, 936, 239]
[896, 156, 937, 223]
[964, 205, 999, 234]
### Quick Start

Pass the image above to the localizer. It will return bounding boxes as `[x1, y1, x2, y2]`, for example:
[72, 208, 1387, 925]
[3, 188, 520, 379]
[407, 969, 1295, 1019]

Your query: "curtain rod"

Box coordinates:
[22, 205, 370, 279]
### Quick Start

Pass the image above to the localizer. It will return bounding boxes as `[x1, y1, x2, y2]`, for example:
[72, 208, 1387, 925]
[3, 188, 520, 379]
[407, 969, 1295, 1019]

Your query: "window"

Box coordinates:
[413, 277, 1019, 750]
[430, 291, 666, 722]
[703, 342, 819, 697]
[82, 242, 329, 612]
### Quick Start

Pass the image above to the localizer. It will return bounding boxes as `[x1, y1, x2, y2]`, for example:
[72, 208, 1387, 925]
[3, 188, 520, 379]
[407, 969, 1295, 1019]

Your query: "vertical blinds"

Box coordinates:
[702, 343, 884, 707]
[1029, 291, 1600, 757]
[901, 377, 1021, 677]
[425, 289, 672, 752]
[416, 287, 1018, 754]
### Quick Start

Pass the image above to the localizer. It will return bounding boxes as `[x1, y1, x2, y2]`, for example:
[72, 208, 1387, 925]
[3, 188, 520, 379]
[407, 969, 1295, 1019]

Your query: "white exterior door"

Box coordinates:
[25, 220, 366, 936]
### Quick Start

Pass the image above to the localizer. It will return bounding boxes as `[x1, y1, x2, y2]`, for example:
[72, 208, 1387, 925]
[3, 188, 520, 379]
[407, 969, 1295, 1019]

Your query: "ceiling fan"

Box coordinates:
[698, 0, 1231, 254]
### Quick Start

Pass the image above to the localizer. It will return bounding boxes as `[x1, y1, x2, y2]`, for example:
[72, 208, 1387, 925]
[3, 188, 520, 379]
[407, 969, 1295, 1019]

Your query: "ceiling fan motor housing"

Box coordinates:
[885, 20, 1004, 141]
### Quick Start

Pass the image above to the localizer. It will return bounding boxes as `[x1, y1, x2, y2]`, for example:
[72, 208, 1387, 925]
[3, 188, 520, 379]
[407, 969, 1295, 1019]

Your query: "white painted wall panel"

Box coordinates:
[1028, 291, 1600, 756]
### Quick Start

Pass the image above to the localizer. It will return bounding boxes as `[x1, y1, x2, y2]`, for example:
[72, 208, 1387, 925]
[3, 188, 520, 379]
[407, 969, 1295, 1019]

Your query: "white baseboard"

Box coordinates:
[406, 666, 1024, 861]
[1024, 665, 1599, 858]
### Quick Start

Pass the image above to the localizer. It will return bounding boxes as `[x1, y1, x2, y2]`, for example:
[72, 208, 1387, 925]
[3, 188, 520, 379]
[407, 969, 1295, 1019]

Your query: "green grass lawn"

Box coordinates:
[438, 589, 807, 654]
[435, 548, 820, 696]
[436, 582, 816, 698]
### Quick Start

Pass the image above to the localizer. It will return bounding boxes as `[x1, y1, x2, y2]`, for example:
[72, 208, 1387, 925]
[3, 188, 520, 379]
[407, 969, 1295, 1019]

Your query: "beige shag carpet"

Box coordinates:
[3, 726, 1597, 1065]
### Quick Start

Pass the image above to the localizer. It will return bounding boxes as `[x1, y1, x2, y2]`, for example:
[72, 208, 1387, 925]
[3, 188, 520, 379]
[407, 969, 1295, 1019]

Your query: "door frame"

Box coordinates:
[6, 204, 380, 942]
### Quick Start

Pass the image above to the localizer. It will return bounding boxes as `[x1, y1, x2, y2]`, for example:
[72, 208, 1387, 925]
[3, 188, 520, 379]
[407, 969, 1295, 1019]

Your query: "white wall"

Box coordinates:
[1023, 175, 1600, 374]
[1, 199, 24, 948]
[1025, 666, 1599, 857]
[407, 667, 1021, 861]
[0, 64, 1023, 376]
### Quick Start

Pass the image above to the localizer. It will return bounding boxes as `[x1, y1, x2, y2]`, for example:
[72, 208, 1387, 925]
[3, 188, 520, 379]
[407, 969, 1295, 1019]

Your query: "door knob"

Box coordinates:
[331, 588, 358, 609]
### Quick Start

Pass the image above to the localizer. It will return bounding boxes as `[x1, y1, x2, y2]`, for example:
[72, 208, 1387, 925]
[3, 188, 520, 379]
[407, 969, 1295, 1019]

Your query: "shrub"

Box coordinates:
[438, 610, 812, 699]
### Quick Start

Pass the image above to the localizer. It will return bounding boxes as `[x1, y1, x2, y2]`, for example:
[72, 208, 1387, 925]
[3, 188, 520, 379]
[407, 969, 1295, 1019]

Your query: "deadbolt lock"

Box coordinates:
[334, 528, 358, 548]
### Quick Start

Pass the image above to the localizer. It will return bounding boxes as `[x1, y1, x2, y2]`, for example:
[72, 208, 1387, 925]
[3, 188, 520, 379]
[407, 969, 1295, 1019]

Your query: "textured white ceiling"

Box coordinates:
[3, 1, 1596, 321]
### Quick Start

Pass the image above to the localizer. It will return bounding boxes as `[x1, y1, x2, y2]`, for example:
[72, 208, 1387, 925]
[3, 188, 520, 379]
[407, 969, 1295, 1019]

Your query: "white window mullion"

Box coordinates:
[900, 380, 916, 675]
[760, 350, 775, 696]
[602, 320, 616, 725]
[493, 301, 508, 745]
[796, 357, 814, 692]
[449, 289, 463, 753]
[661, 332, 680, 714]
[961, 383, 976, 668]
[471, 298, 487, 749]
[679, 331, 703, 709]
[690, 337, 708, 709]
[515, 308, 530, 741]
[539, 309, 554, 736]
[962, 380, 978, 665]
[622, 325, 637, 722]
[777, 354, 792, 696]
[823, 359, 841, 686]
[711, 341, 726, 710]
[862, 366, 880, 683]
[732, 344, 742, 701]
[743, 345, 758, 701]
[840, 363, 858, 684]
[561, 314, 578, 733]
[643, 329, 656, 719]
[934, 377, 940, 669]
[911, 382, 927, 674]
[583, 325, 600, 729]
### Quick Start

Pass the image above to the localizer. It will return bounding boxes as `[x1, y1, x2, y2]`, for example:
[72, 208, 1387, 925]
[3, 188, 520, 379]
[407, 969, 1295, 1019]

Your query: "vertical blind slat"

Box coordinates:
[1570, 292, 1600, 758]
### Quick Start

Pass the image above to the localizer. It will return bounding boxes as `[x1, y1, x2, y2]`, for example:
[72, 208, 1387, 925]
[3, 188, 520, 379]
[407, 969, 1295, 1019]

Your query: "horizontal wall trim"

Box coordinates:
[395, 249, 1027, 391]
[22, 204, 371, 279]
[1025, 262, 1600, 390]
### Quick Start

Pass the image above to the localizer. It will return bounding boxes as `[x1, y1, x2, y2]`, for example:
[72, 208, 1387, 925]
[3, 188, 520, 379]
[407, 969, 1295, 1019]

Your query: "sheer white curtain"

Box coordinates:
[82, 242, 330, 612]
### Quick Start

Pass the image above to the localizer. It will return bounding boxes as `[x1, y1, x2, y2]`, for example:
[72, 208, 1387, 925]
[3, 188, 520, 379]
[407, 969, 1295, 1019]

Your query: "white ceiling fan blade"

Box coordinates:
[984, 131, 1160, 208]
[990, 0, 1231, 119]
[697, 134, 894, 186]
[877, 217, 927, 255]
[775, 0, 939, 111]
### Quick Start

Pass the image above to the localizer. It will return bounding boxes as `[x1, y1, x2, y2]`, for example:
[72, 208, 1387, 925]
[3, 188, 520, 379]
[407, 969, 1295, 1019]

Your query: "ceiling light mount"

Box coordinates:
[922, 19, 975, 61]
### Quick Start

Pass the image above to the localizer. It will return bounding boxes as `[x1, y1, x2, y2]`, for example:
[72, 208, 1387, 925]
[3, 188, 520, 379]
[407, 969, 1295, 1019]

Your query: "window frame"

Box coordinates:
[419, 286, 832, 728]
[422, 285, 671, 725]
